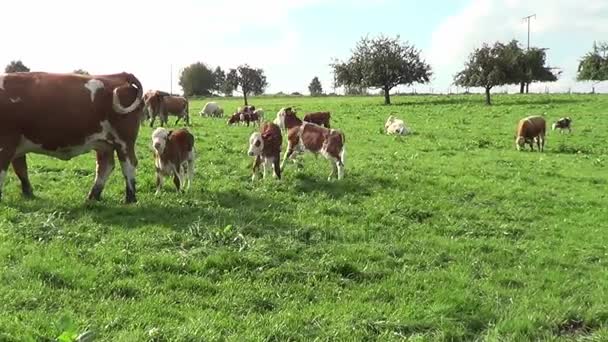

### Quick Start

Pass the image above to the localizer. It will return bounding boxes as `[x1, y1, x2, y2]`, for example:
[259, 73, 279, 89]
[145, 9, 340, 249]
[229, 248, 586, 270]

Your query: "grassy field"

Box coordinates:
[1, 93, 608, 341]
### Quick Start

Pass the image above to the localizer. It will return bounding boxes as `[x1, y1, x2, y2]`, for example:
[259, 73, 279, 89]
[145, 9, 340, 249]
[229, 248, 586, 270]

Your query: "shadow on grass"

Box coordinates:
[292, 173, 396, 199]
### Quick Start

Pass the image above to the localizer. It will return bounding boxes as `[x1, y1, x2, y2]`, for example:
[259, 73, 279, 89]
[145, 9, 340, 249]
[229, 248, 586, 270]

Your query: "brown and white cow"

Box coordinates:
[0, 72, 143, 203]
[248, 122, 282, 181]
[147, 92, 189, 127]
[303, 112, 331, 128]
[151, 127, 195, 194]
[274, 107, 302, 131]
[281, 123, 346, 180]
[516, 115, 546, 152]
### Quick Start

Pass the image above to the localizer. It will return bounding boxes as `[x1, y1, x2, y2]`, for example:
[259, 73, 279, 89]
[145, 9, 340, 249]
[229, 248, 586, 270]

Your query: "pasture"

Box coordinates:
[1, 94, 608, 341]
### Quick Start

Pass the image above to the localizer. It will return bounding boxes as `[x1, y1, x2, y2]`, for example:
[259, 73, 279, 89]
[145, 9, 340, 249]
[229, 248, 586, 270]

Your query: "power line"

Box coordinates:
[522, 14, 536, 50]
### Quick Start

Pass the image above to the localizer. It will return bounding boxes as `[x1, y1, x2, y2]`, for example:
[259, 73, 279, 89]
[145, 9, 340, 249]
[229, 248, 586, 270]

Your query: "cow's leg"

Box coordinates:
[88, 149, 115, 201]
[327, 157, 338, 181]
[252, 156, 262, 181]
[263, 157, 273, 179]
[172, 171, 182, 192]
[12, 156, 34, 198]
[155, 170, 164, 195]
[150, 113, 156, 128]
[116, 148, 137, 204]
[336, 156, 345, 181]
[272, 154, 281, 180]
[280, 146, 297, 171]
[0, 137, 19, 201]
[175, 115, 182, 126]
[540, 135, 545, 152]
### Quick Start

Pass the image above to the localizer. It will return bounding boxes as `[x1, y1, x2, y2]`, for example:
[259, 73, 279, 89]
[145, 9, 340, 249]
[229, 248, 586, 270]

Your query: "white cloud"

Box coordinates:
[428, 0, 608, 93]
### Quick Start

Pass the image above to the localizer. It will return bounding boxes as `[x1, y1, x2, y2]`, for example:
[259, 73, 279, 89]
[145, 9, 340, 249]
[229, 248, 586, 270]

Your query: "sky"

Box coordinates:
[2, 0, 608, 95]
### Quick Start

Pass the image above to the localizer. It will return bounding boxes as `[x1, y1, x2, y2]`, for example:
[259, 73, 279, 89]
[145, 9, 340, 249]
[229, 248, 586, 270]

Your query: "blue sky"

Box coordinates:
[1, 0, 607, 94]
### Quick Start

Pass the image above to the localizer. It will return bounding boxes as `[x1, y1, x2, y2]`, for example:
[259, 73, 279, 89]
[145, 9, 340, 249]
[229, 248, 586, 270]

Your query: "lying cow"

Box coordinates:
[281, 123, 346, 181]
[304, 112, 331, 128]
[552, 117, 572, 133]
[147, 92, 190, 127]
[200, 101, 224, 117]
[516, 115, 546, 152]
[0, 71, 143, 203]
[247, 122, 282, 181]
[151, 128, 195, 194]
[385, 115, 410, 135]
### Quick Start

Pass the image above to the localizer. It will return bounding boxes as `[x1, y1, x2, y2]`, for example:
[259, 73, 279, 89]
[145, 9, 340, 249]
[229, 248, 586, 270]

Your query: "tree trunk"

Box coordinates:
[519, 82, 525, 94]
[243, 91, 248, 106]
[525, 82, 530, 94]
[384, 87, 391, 105]
[485, 87, 492, 105]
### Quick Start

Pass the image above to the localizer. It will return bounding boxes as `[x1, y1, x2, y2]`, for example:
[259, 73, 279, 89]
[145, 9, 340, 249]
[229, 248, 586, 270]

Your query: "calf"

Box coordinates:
[247, 122, 282, 181]
[151, 128, 195, 194]
[385, 115, 410, 135]
[200, 101, 224, 117]
[516, 115, 546, 152]
[552, 117, 572, 133]
[281, 123, 346, 180]
[274, 107, 302, 131]
[303, 112, 331, 128]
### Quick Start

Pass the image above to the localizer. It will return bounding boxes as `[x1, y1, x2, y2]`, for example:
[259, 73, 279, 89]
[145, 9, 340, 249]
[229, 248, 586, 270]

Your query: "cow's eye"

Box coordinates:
[255, 141, 261, 147]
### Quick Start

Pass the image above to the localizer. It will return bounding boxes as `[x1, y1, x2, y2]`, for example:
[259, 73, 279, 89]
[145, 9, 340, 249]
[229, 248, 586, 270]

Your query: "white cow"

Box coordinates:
[254, 109, 265, 121]
[200, 101, 224, 117]
[385, 115, 410, 135]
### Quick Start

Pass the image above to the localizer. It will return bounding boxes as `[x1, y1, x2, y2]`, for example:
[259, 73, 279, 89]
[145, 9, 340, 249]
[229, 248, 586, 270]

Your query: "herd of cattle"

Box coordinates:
[0, 72, 574, 203]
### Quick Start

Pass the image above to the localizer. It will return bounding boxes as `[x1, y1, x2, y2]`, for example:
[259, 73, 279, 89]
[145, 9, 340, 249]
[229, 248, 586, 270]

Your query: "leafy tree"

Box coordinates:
[225, 65, 268, 105]
[518, 47, 559, 93]
[5, 60, 30, 73]
[73, 69, 90, 75]
[454, 41, 522, 105]
[308, 76, 323, 96]
[179, 62, 215, 97]
[331, 35, 431, 105]
[577, 41, 608, 93]
[212, 66, 225, 93]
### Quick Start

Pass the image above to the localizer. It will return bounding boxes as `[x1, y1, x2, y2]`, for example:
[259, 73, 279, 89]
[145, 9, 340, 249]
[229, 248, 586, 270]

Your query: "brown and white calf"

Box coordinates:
[151, 128, 195, 194]
[552, 117, 572, 133]
[516, 115, 546, 151]
[274, 107, 302, 131]
[304, 112, 331, 128]
[281, 123, 346, 180]
[0, 71, 143, 203]
[247, 122, 282, 181]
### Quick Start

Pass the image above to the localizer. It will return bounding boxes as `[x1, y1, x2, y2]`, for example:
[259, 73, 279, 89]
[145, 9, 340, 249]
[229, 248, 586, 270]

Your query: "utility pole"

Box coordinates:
[523, 14, 536, 50]
[522, 14, 536, 94]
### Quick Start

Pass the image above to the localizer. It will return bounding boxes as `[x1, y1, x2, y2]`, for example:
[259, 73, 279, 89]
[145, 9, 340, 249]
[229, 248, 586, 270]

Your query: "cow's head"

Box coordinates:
[152, 127, 171, 154]
[515, 136, 526, 150]
[248, 132, 264, 156]
[227, 113, 239, 125]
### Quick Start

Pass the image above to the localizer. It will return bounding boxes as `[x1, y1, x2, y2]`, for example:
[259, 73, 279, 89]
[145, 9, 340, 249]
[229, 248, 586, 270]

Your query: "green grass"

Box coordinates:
[1, 93, 608, 341]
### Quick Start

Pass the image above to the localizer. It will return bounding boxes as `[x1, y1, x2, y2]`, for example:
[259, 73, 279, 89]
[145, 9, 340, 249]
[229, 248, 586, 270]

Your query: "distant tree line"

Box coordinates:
[179, 63, 267, 105]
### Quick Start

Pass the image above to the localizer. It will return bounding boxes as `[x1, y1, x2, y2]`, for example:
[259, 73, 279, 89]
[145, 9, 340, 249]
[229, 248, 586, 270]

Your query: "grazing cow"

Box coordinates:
[238, 105, 255, 114]
[516, 115, 546, 152]
[254, 109, 265, 121]
[281, 123, 346, 180]
[552, 117, 572, 133]
[274, 107, 302, 131]
[304, 112, 331, 128]
[0, 71, 143, 203]
[142, 90, 156, 122]
[227, 112, 241, 125]
[384, 115, 410, 135]
[247, 122, 282, 181]
[151, 128, 195, 194]
[200, 101, 224, 117]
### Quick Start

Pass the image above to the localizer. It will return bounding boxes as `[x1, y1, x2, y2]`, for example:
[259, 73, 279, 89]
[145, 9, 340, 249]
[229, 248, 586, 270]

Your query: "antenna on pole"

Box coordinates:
[522, 14, 536, 50]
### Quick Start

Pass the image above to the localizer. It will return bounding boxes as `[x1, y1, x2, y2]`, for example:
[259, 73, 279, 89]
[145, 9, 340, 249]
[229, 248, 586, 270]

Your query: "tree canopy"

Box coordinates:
[517, 47, 559, 93]
[454, 41, 524, 105]
[331, 35, 431, 104]
[5, 60, 30, 73]
[225, 65, 268, 105]
[308, 76, 323, 96]
[577, 42, 608, 92]
[179, 62, 215, 97]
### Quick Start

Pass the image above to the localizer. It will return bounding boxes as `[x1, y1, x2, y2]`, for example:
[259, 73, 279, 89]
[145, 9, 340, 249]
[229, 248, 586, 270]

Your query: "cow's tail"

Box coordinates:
[113, 73, 144, 115]
[185, 99, 190, 125]
[339, 131, 346, 164]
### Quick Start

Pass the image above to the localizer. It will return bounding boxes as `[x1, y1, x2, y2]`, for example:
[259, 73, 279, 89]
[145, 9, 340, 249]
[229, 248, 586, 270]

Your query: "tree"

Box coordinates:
[331, 35, 432, 105]
[518, 47, 559, 93]
[225, 65, 268, 105]
[179, 62, 215, 97]
[5, 60, 30, 73]
[454, 41, 522, 105]
[577, 41, 608, 93]
[308, 76, 323, 96]
[212, 66, 225, 93]
[73, 69, 90, 75]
